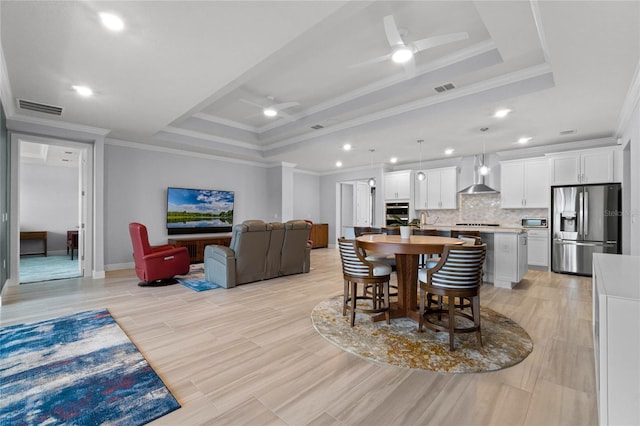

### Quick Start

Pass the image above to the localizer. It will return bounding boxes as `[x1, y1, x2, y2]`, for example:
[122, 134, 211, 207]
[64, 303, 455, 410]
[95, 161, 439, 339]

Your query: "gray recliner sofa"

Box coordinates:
[203, 219, 311, 288]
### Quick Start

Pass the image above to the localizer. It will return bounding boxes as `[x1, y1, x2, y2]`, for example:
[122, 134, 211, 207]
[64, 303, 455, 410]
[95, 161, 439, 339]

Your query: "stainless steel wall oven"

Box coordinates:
[385, 202, 409, 226]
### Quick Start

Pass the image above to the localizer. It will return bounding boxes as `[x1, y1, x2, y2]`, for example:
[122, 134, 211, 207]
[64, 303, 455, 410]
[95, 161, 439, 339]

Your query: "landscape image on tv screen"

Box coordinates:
[167, 187, 234, 234]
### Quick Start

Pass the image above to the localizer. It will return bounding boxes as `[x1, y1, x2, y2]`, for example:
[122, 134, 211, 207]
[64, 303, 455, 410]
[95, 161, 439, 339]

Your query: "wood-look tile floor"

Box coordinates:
[0, 249, 597, 426]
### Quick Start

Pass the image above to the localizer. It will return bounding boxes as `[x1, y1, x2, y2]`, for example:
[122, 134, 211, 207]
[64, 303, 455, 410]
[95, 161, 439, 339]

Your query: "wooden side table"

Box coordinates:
[168, 234, 232, 263]
[20, 231, 48, 256]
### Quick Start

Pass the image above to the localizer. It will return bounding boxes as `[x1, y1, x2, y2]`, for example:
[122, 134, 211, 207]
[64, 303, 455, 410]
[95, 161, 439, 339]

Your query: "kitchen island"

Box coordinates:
[419, 225, 528, 289]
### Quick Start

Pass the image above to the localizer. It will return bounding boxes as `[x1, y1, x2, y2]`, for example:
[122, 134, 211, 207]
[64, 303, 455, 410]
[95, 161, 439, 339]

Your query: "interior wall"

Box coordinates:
[104, 143, 272, 268]
[293, 171, 320, 222]
[620, 99, 640, 255]
[19, 162, 78, 253]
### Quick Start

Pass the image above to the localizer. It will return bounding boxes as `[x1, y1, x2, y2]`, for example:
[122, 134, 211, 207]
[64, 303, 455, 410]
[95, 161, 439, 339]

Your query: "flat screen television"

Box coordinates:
[167, 187, 234, 235]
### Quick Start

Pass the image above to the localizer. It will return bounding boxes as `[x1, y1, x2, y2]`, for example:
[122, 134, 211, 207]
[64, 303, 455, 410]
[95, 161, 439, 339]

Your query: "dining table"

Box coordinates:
[356, 234, 463, 322]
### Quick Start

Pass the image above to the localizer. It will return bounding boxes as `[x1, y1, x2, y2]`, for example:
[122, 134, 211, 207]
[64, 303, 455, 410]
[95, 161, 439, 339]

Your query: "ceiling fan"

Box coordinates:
[239, 96, 299, 119]
[353, 15, 469, 74]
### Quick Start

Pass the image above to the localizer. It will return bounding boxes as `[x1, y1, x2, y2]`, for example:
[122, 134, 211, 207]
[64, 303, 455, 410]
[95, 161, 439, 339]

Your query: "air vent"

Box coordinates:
[310, 124, 324, 130]
[560, 129, 576, 135]
[17, 99, 63, 116]
[433, 82, 456, 93]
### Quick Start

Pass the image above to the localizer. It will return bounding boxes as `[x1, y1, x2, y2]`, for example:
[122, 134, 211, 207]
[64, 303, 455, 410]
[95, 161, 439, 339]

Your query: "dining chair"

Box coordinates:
[417, 243, 487, 351]
[412, 228, 438, 267]
[337, 238, 391, 326]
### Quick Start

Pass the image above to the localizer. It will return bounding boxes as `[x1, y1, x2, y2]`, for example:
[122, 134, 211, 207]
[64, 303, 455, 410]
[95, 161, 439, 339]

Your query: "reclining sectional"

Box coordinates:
[204, 219, 311, 288]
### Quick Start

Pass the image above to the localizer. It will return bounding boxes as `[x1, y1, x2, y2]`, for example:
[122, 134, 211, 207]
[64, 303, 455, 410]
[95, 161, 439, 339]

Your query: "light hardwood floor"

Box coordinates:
[0, 248, 597, 426]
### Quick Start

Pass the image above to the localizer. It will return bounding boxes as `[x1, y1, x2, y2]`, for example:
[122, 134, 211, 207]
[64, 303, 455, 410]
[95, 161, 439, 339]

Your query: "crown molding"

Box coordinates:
[192, 112, 259, 133]
[160, 126, 263, 152]
[496, 136, 617, 160]
[106, 137, 270, 168]
[616, 57, 640, 137]
[7, 113, 110, 137]
[0, 43, 15, 117]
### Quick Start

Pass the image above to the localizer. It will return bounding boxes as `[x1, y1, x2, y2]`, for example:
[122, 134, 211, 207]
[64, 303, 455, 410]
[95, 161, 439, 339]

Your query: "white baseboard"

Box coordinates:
[105, 262, 134, 271]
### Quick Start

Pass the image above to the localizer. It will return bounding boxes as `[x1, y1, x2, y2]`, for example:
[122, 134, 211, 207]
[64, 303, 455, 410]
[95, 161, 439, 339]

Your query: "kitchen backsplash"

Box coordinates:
[420, 193, 548, 227]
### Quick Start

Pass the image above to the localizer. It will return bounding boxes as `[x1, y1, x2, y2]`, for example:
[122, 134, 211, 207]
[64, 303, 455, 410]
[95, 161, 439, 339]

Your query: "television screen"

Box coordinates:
[167, 187, 234, 234]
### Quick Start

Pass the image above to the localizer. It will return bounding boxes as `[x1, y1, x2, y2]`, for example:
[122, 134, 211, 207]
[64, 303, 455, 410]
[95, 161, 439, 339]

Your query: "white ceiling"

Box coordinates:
[2, 1, 639, 173]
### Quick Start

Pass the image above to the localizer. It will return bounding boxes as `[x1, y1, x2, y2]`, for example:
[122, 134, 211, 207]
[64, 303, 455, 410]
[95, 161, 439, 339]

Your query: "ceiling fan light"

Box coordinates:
[417, 171, 426, 181]
[263, 107, 277, 117]
[391, 46, 413, 63]
[99, 12, 124, 32]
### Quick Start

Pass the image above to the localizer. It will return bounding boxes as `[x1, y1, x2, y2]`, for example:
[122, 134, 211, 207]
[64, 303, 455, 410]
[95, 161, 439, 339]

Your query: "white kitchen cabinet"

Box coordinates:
[414, 171, 428, 210]
[592, 254, 640, 426]
[426, 166, 457, 210]
[493, 232, 528, 288]
[500, 157, 549, 208]
[527, 229, 549, 268]
[384, 171, 411, 200]
[548, 147, 619, 185]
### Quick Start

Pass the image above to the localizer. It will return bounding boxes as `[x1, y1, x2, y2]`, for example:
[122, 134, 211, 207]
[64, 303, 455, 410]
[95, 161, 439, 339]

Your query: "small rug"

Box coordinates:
[176, 264, 221, 292]
[311, 296, 533, 373]
[0, 310, 180, 425]
[19, 254, 81, 283]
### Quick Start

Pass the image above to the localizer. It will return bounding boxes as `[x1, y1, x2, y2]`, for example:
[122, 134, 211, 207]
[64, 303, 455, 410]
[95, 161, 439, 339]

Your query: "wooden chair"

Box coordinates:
[337, 238, 391, 326]
[417, 244, 487, 351]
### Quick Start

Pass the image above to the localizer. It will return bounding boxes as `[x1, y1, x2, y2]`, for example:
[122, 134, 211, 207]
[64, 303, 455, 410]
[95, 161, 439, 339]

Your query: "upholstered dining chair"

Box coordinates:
[129, 222, 190, 286]
[417, 243, 487, 351]
[337, 238, 391, 326]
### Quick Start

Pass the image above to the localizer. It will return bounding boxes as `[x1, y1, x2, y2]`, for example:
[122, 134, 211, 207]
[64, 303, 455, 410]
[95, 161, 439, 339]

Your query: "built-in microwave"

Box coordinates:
[521, 218, 548, 228]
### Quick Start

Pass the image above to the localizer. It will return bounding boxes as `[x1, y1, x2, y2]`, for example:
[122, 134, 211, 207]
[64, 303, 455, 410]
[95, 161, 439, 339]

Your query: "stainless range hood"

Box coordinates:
[458, 154, 499, 194]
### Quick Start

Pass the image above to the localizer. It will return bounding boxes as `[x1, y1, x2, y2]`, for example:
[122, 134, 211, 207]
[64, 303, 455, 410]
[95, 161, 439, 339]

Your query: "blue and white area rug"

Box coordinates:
[0, 310, 180, 425]
[176, 264, 221, 292]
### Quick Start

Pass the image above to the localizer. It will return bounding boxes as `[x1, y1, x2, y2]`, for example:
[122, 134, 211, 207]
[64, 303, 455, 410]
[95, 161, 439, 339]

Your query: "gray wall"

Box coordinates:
[293, 171, 320, 222]
[104, 143, 322, 268]
[19, 162, 79, 253]
[620, 100, 640, 255]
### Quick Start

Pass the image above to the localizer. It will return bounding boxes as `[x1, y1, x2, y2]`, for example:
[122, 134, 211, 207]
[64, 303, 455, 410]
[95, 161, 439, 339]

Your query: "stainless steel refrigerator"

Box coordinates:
[551, 183, 621, 276]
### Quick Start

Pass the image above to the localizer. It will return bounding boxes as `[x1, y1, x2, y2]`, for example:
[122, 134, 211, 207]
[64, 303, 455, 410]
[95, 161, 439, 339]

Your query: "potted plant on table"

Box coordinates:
[390, 215, 419, 239]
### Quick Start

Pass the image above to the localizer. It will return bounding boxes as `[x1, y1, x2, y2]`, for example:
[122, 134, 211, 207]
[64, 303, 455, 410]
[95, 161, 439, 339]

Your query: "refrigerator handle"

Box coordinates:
[584, 190, 588, 237]
[579, 191, 584, 238]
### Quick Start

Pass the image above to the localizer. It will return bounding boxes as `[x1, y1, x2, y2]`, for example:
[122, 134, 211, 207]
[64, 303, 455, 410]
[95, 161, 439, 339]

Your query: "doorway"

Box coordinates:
[14, 136, 92, 283]
[336, 180, 376, 239]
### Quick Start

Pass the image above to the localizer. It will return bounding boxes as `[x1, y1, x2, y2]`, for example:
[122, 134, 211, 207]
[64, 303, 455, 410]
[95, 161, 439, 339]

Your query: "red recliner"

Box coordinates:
[129, 222, 190, 286]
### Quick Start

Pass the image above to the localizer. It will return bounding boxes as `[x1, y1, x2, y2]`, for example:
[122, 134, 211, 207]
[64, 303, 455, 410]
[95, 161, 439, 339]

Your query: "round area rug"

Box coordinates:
[311, 296, 533, 373]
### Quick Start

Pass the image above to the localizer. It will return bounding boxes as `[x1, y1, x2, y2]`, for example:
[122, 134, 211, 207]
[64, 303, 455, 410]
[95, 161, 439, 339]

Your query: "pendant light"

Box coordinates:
[368, 149, 376, 187]
[416, 139, 425, 181]
[479, 143, 490, 176]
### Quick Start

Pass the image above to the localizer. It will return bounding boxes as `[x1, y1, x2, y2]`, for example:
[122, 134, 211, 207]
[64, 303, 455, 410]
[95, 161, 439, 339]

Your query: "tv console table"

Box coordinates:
[168, 234, 232, 263]
[20, 231, 47, 257]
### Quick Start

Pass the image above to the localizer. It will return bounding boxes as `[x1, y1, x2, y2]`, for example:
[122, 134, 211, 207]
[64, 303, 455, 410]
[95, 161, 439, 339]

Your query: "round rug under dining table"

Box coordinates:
[311, 296, 533, 374]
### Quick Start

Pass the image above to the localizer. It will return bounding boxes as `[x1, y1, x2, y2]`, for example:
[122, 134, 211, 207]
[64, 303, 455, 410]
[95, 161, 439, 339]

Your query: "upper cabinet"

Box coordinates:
[414, 166, 457, 210]
[500, 157, 549, 208]
[547, 147, 621, 185]
[384, 170, 411, 200]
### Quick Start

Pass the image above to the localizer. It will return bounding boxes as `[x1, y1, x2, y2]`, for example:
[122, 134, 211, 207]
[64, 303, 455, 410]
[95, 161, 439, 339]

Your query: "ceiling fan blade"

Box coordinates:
[413, 32, 469, 52]
[383, 15, 404, 47]
[239, 98, 265, 109]
[402, 57, 416, 77]
[271, 101, 300, 111]
[348, 53, 392, 69]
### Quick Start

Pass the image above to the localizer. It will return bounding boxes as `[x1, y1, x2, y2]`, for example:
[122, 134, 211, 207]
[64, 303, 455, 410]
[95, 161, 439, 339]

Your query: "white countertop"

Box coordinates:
[419, 224, 526, 234]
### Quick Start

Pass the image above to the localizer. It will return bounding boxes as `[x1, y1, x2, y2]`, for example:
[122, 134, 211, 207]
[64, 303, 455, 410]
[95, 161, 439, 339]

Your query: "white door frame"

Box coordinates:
[9, 133, 93, 284]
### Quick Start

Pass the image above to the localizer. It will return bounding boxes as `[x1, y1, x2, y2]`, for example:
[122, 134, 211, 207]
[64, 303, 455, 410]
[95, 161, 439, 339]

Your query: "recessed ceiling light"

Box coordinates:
[335, 161, 342, 167]
[263, 107, 277, 117]
[72, 85, 93, 97]
[444, 148, 455, 155]
[493, 108, 511, 118]
[343, 143, 352, 151]
[391, 46, 413, 63]
[99, 12, 124, 32]
[518, 137, 532, 144]
[390, 157, 398, 164]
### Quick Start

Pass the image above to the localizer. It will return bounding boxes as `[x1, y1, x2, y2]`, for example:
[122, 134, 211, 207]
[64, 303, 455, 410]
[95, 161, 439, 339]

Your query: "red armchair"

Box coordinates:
[129, 222, 190, 286]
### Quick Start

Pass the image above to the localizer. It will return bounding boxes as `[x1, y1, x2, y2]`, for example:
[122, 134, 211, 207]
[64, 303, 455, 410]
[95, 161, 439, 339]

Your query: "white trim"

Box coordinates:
[192, 112, 259, 133]
[160, 126, 263, 151]
[8, 113, 110, 136]
[0, 43, 15, 117]
[530, 0, 552, 65]
[105, 137, 274, 168]
[616, 58, 640, 137]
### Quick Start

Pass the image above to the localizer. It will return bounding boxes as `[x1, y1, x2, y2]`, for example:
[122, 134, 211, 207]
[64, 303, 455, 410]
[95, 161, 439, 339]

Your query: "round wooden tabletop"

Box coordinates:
[355, 234, 462, 255]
